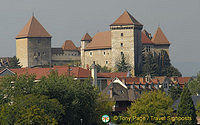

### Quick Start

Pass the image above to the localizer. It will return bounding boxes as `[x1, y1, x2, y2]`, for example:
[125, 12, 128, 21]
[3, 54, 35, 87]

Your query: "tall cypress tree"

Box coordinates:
[175, 86, 197, 125]
[116, 53, 131, 72]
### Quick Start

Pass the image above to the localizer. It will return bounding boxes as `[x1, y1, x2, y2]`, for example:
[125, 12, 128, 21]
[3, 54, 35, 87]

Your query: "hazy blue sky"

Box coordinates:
[0, 0, 200, 76]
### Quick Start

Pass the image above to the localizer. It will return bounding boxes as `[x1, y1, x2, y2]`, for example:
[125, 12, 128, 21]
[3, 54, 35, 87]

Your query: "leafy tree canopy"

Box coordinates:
[127, 90, 173, 124]
[188, 73, 200, 95]
[175, 86, 197, 125]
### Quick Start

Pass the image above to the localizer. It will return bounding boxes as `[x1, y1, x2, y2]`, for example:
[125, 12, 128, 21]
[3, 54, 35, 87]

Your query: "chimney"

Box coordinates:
[91, 63, 97, 86]
[110, 87, 113, 98]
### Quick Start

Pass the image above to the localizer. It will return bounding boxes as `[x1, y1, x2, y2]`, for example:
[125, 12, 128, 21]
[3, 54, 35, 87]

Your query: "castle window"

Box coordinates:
[106, 61, 108, 64]
[121, 33, 123, 37]
[90, 52, 92, 56]
[103, 52, 106, 55]
[121, 43, 123, 47]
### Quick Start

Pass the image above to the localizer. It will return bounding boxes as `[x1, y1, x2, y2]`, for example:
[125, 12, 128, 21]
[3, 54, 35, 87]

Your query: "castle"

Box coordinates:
[16, 11, 170, 76]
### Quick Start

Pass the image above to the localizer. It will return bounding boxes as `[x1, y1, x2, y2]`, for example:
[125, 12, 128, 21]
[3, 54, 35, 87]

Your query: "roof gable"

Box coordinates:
[85, 31, 111, 50]
[16, 16, 51, 39]
[151, 27, 170, 45]
[110, 11, 142, 26]
[81, 33, 92, 41]
[62, 40, 78, 51]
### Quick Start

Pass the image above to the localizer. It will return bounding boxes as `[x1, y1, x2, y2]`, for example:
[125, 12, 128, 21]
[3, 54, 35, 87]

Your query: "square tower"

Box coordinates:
[110, 11, 143, 76]
[16, 16, 52, 68]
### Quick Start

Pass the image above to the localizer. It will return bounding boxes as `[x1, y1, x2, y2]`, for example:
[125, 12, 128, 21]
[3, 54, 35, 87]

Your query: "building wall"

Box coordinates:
[52, 50, 80, 65]
[28, 37, 51, 67]
[16, 38, 28, 67]
[110, 25, 142, 75]
[81, 40, 90, 68]
[84, 49, 112, 69]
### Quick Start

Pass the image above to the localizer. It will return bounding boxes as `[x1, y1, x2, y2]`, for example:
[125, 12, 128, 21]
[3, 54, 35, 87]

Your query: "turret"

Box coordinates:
[80, 33, 92, 68]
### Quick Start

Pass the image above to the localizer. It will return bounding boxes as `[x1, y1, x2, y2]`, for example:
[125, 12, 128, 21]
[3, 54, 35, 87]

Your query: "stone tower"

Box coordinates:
[110, 11, 143, 76]
[80, 33, 92, 68]
[16, 16, 52, 68]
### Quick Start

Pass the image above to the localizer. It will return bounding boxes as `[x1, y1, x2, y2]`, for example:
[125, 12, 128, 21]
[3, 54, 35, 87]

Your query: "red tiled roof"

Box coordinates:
[141, 31, 154, 44]
[151, 27, 170, 45]
[97, 72, 128, 78]
[81, 33, 92, 41]
[110, 11, 142, 26]
[16, 16, 51, 39]
[10, 66, 91, 79]
[62, 40, 78, 51]
[85, 31, 111, 50]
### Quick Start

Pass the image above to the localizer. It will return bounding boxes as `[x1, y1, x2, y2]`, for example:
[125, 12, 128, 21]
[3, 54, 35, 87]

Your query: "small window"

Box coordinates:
[121, 52, 124, 55]
[121, 33, 123, 37]
[106, 61, 108, 64]
[38, 40, 41, 44]
[38, 52, 40, 56]
[121, 43, 123, 47]
[93, 61, 95, 64]
[90, 52, 92, 56]
[103, 52, 106, 55]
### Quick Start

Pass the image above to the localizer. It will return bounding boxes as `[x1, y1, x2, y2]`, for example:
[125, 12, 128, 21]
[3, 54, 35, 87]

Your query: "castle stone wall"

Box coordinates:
[28, 38, 51, 67]
[16, 38, 28, 67]
[84, 49, 112, 69]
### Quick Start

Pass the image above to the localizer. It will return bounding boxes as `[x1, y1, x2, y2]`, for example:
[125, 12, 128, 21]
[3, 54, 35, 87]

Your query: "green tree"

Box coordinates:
[96, 64, 111, 73]
[127, 90, 173, 124]
[168, 86, 182, 101]
[175, 86, 197, 125]
[139, 50, 182, 77]
[8, 56, 21, 68]
[116, 53, 131, 72]
[141, 52, 159, 76]
[188, 74, 200, 95]
[0, 94, 64, 124]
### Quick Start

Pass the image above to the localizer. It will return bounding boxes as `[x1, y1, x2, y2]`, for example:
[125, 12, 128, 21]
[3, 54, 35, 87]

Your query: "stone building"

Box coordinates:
[81, 11, 171, 76]
[16, 16, 80, 68]
[16, 16, 52, 68]
[51, 40, 80, 65]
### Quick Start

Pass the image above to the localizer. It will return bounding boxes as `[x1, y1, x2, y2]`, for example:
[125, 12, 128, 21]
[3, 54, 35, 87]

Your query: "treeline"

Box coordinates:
[0, 72, 114, 124]
[140, 50, 182, 77]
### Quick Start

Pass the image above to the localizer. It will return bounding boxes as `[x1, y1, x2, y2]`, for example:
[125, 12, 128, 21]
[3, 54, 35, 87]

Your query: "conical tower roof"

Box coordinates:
[152, 27, 170, 45]
[110, 11, 143, 26]
[16, 16, 51, 39]
[81, 33, 92, 41]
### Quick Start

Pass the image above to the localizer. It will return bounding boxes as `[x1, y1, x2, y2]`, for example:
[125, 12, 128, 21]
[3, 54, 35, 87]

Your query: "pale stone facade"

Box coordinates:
[16, 37, 52, 68]
[84, 49, 112, 69]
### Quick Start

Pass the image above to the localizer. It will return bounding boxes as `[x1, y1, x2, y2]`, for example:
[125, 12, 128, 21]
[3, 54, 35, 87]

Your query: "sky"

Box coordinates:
[0, 0, 200, 76]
